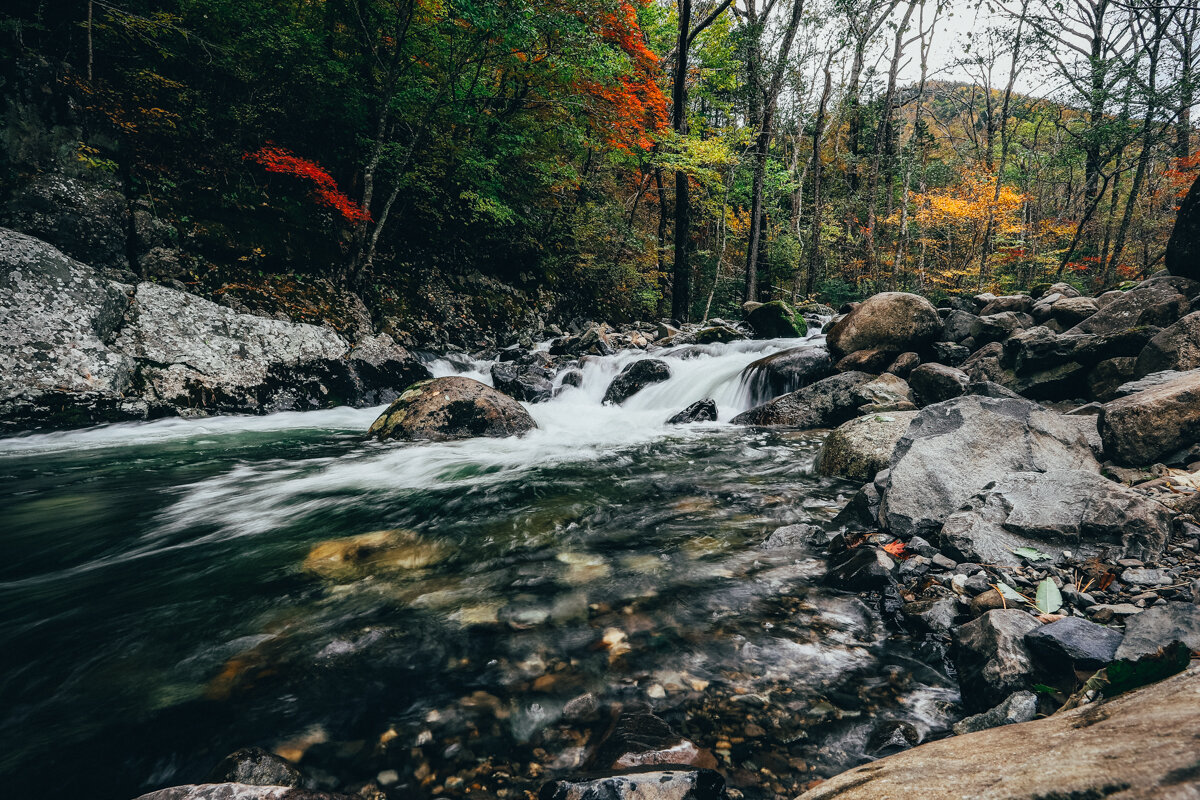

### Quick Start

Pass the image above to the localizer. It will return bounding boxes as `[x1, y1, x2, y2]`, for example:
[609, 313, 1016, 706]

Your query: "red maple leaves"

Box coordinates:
[244, 144, 372, 223]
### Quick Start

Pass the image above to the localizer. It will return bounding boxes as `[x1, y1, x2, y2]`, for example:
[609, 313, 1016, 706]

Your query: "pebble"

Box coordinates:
[1122, 568, 1171, 586]
[932, 553, 957, 571]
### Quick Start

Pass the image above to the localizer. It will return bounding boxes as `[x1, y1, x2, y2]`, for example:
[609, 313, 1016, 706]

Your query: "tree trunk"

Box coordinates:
[671, 0, 693, 321]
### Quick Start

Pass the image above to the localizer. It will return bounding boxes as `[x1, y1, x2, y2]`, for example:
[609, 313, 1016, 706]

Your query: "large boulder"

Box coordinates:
[345, 333, 432, 405]
[1100, 370, 1200, 464]
[817, 411, 918, 482]
[4, 173, 132, 278]
[114, 282, 353, 413]
[881, 396, 1100, 539]
[738, 345, 833, 407]
[825, 292, 942, 357]
[1067, 274, 1198, 335]
[490, 361, 555, 403]
[1134, 310, 1200, 376]
[938, 469, 1172, 566]
[1166, 173, 1200, 281]
[0, 227, 139, 429]
[951, 610, 1040, 712]
[907, 363, 968, 406]
[603, 359, 671, 405]
[368, 376, 537, 441]
[744, 300, 807, 338]
[730, 371, 874, 428]
[795, 666, 1200, 800]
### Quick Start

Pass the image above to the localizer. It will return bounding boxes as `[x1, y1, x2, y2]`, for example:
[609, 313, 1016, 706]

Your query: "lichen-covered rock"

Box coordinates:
[817, 411, 918, 481]
[1100, 370, 1200, 464]
[368, 376, 536, 441]
[881, 396, 1099, 539]
[114, 282, 353, 413]
[731, 371, 874, 428]
[0, 228, 140, 429]
[603, 359, 671, 405]
[826, 292, 942, 357]
[939, 469, 1172, 567]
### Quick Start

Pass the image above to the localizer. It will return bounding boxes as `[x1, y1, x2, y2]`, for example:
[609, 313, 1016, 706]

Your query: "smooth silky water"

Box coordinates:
[0, 333, 959, 799]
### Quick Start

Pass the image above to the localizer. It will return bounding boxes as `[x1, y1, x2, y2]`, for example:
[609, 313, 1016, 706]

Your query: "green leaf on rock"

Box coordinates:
[1034, 578, 1062, 614]
[1012, 546, 1052, 562]
[993, 581, 1027, 603]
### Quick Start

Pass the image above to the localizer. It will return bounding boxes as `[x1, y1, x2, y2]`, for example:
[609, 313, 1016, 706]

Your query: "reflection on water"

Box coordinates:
[0, 334, 958, 800]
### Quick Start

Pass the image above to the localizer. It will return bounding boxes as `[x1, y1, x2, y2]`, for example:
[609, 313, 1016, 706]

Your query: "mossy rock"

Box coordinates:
[745, 300, 808, 339]
[695, 325, 745, 344]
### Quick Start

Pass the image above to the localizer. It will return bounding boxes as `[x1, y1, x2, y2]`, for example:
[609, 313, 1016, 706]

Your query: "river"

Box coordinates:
[0, 331, 959, 799]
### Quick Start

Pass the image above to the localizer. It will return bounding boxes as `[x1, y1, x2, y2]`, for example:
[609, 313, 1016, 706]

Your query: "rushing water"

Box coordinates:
[0, 332, 959, 800]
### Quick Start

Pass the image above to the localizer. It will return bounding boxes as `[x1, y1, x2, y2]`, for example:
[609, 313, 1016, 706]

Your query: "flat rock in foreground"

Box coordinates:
[796, 666, 1200, 800]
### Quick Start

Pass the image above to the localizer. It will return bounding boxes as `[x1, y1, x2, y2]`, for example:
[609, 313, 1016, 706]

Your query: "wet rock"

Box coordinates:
[951, 690, 1038, 735]
[133, 786, 353, 800]
[938, 469, 1171, 567]
[369, 376, 536, 441]
[541, 769, 727, 800]
[826, 292, 942, 357]
[667, 399, 717, 424]
[694, 325, 744, 344]
[761, 523, 825, 550]
[603, 359, 671, 405]
[745, 300, 807, 339]
[1099, 369, 1200, 464]
[885, 351, 921, 377]
[817, 411, 917, 482]
[1134, 310, 1200, 376]
[866, 720, 921, 757]
[303, 529, 445, 579]
[560, 369, 584, 389]
[796, 665, 1200, 800]
[907, 363, 969, 407]
[1024, 617, 1123, 671]
[738, 346, 833, 405]
[1114, 602, 1200, 662]
[825, 547, 897, 591]
[951, 609, 1040, 713]
[590, 710, 718, 771]
[830, 484, 883, 531]
[491, 361, 555, 403]
[902, 597, 960, 634]
[0, 227, 137, 430]
[205, 747, 304, 788]
[730, 371, 874, 428]
[346, 333, 432, 405]
[881, 396, 1099, 539]
[1068, 274, 1199, 335]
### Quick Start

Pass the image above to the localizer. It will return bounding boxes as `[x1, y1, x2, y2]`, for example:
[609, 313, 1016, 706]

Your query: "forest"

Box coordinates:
[1, 0, 1196, 334]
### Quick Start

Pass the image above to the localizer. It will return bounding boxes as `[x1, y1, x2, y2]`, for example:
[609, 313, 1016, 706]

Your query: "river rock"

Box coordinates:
[825, 292, 942, 357]
[761, 523, 825, 550]
[951, 609, 1040, 713]
[667, 398, 717, 424]
[902, 597, 960, 634]
[0, 227, 138, 429]
[1099, 369, 1200, 464]
[817, 411, 917, 482]
[738, 346, 833, 406]
[541, 770, 727, 800]
[694, 324, 744, 344]
[907, 363, 969, 406]
[491, 361, 555, 403]
[730, 371, 874, 428]
[951, 690, 1038, 735]
[1114, 602, 1200, 663]
[1068, 273, 1199, 335]
[881, 396, 1099, 539]
[1023, 617, 1124, 671]
[825, 547, 897, 591]
[205, 747, 304, 788]
[369, 376, 536, 440]
[835, 347, 895, 373]
[589, 710, 718, 771]
[603, 359, 671, 405]
[938, 469, 1171, 567]
[1134, 310, 1200, 376]
[115, 282, 352, 413]
[302, 529, 445, 579]
[1167, 175, 1200, 280]
[796, 665, 1200, 800]
[745, 300, 807, 338]
[346, 333, 432, 405]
